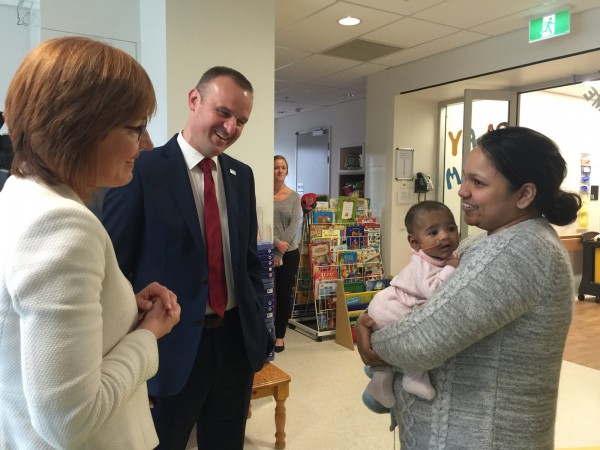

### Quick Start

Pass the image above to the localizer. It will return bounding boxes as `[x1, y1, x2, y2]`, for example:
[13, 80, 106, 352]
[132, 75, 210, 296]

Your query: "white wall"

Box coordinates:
[387, 95, 439, 276]
[164, 0, 275, 237]
[274, 98, 366, 198]
[140, 0, 167, 145]
[0, 4, 32, 130]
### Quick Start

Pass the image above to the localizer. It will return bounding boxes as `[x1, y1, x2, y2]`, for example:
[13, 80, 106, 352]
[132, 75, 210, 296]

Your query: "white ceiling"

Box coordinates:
[275, 0, 600, 117]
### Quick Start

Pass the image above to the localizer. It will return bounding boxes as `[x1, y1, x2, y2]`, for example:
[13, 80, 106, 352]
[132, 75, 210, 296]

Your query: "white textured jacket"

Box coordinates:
[0, 176, 159, 449]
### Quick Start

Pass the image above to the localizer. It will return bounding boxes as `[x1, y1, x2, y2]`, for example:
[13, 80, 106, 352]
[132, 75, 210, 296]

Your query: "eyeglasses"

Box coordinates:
[124, 123, 147, 141]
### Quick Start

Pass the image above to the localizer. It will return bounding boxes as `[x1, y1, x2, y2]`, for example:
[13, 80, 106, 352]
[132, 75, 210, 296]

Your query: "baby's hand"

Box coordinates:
[445, 254, 460, 268]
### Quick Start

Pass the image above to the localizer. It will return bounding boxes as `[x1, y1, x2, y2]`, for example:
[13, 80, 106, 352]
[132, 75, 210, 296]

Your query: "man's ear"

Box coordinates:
[188, 88, 201, 111]
[407, 234, 420, 251]
[516, 182, 537, 209]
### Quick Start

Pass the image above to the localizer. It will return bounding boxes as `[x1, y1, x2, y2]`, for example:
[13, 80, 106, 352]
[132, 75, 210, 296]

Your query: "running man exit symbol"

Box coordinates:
[541, 15, 555, 39]
[529, 9, 570, 42]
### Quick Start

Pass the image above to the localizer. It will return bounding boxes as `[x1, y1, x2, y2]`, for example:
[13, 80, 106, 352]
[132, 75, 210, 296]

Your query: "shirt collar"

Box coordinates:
[177, 131, 217, 171]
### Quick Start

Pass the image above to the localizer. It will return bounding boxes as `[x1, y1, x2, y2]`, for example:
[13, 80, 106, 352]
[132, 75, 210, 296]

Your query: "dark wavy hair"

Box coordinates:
[476, 127, 581, 226]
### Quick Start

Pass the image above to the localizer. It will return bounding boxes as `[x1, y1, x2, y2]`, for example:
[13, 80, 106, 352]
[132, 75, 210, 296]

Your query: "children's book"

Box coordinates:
[355, 198, 370, 218]
[364, 261, 384, 280]
[345, 225, 364, 238]
[348, 235, 367, 249]
[309, 223, 332, 239]
[338, 250, 358, 265]
[317, 280, 338, 297]
[309, 241, 331, 273]
[362, 248, 381, 263]
[339, 263, 364, 282]
[366, 227, 381, 249]
[321, 229, 342, 247]
[365, 278, 390, 291]
[344, 281, 366, 293]
[336, 196, 357, 223]
[312, 210, 335, 224]
[357, 217, 377, 225]
[313, 268, 339, 292]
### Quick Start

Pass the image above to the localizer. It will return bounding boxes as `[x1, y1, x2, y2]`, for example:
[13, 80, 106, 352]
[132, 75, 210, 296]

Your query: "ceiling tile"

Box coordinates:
[275, 0, 336, 31]
[276, 1, 403, 53]
[275, 46, 311, 70]
[276, 83, 339, 100]
[372, 30, 488, 66]
[275, 54, 361, 83]
[313, 89, 367, 106]
[362, 16, 462, 48]
[469, 12, 530, 36]
[413, 0, 550, 29]
[313, 62, 389, 88]
[275, 79, 296, 93]
[347, 0, 449, 16]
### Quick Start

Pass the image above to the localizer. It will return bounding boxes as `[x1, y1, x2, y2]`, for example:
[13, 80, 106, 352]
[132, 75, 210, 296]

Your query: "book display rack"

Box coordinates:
[289, 197, 387, 343]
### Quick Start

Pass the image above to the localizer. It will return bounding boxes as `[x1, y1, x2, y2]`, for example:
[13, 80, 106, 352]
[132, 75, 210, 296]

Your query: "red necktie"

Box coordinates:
[199, 158, 227, 317]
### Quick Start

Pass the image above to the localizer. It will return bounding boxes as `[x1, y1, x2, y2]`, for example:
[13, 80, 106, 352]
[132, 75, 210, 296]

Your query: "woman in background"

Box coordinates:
[0, 37, 180, 449]
[273, 155, 302, 352]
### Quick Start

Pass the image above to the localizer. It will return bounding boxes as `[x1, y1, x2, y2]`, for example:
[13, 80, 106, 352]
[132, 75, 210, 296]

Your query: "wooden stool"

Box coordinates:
[249, 362, 291, 449]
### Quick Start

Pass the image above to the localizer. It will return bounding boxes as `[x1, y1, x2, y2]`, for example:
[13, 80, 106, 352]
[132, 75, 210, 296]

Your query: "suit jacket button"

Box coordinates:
[200, 277, 208, 284]
[194, 319, 202, 327]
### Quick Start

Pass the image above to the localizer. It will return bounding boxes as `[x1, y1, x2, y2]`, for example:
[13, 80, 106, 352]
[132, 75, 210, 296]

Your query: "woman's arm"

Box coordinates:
[278, 193, 302, 247]
[10, 205, 158, 448]
[372, 231, 548, 372]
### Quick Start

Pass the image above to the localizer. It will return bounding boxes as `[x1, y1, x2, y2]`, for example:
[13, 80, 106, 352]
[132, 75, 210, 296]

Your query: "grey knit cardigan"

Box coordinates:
[372, 218, 573, 449]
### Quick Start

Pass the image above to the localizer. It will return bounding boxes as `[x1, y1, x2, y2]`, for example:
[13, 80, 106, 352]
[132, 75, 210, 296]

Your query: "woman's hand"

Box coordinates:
[356, 313, 386, 366]
[137, 295, 181, 339]
[275, 240, 289, 254]
[135, 282, 177, 320]
[274, 256, 283, 267]
[135, 282, 181, 339]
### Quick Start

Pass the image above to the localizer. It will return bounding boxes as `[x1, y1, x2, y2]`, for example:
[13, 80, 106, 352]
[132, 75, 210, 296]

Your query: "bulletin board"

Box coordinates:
[395, 148, 414, 180]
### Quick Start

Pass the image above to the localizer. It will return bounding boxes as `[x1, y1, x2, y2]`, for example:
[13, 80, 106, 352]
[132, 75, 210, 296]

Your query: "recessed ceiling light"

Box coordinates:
[338, 16, 360, 26]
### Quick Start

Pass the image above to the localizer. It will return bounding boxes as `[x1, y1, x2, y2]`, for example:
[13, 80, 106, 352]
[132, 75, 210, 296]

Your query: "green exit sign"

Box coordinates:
[529, 9, 571, 42]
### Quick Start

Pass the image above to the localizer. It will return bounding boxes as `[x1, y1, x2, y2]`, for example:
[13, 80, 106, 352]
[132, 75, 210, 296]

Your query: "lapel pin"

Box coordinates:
[230, 169, 237, 175]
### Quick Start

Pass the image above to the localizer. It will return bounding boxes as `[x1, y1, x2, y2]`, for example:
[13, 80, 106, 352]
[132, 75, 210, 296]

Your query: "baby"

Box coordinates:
[364, 201, 460, 408]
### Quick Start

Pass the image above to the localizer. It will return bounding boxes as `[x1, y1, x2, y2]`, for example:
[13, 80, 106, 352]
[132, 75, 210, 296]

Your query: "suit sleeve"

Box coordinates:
[102, 168, 144, 281]
[245, 169, 264, 297]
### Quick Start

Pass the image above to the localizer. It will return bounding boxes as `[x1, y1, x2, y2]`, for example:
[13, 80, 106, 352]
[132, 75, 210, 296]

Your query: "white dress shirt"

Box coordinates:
[177, 132, 237, 313]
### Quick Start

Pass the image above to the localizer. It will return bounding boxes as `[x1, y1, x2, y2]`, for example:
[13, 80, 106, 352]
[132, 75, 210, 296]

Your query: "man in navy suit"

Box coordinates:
[102, 66, 272, 450]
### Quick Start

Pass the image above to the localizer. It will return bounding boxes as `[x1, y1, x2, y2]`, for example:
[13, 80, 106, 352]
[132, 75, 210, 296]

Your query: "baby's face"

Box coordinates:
[410, 210, 459, 260]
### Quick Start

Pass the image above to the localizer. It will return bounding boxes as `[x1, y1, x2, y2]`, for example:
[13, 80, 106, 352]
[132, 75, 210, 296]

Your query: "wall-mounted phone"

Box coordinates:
[414, 172, 433, 193]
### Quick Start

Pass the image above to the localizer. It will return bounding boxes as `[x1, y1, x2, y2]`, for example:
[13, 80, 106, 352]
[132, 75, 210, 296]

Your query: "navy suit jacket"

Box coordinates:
[102, 135, 271, 397]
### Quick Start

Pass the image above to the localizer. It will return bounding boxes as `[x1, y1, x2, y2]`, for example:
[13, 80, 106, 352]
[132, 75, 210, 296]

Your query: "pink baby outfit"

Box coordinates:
[364, 248, 457, 405]
[369, 249, 457, 329]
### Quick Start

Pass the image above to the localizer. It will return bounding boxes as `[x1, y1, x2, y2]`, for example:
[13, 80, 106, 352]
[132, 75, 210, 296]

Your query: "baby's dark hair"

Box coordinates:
[405, 201, 454, 234]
